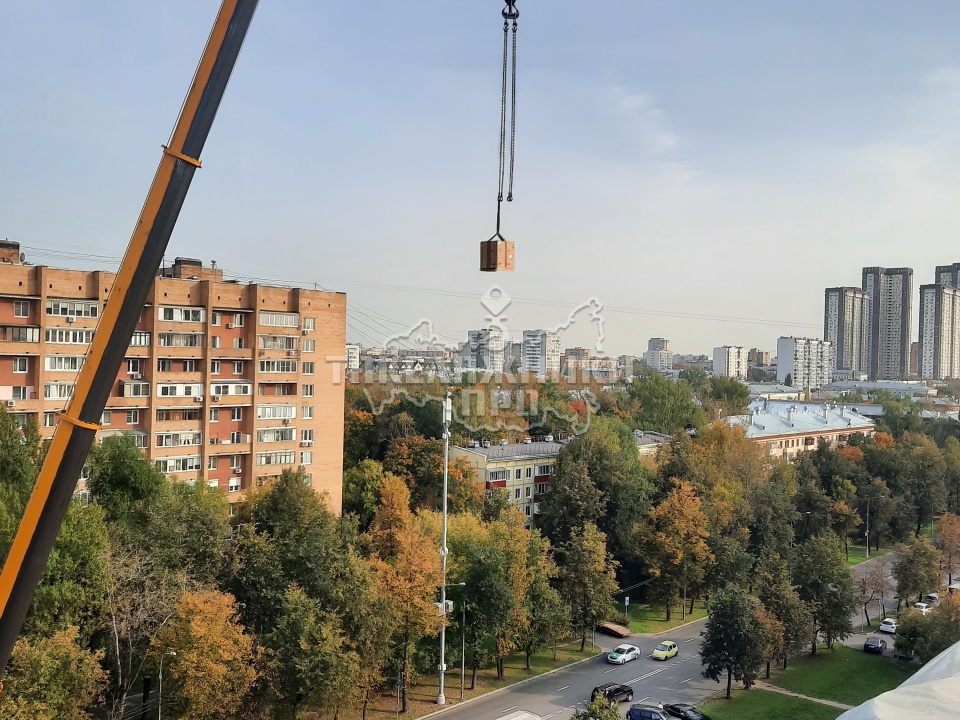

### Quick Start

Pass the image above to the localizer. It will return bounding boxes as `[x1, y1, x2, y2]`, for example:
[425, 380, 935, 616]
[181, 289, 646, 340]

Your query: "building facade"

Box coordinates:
[748, 348, 771, 367]
[645, 338, 673, 372]
[862, 267, 913, 380]
[0, 248, 346, 511]
[936, 262, 960, 288]
[461, 328, 505, 373]
[713, 346, 749, 380]
[776, 336, 832, 390]
[521, 330, 561, 378]
[919, 283, 960, 380]
[824, 286, 870, 378]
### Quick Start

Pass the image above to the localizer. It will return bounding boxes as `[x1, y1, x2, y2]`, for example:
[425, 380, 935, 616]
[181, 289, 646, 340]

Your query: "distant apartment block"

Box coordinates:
[747, 348, 771, 367]
[713, 346, 749, 380]
[936, 262, 960, 288]
[862, 267, 913, 380]
[648, 338, 670, 352]
[0, 246, 346, 511]
[919, 283, 960, 380]
[618, 354, 635, 371]
[645, 349, 673, 372]
[461, 328, 504, 373]
[823, 287, 869, 378]
[521, 330, 560, 378]
[345, 344, 361, 372]
[777, 337, 832, 390]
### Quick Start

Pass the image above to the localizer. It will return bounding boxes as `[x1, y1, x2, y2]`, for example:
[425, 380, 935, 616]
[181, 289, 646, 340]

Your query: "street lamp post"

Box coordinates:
[158, 651, 176, 720]
[865, 498, 871, 560]
[461, 592, 466, 700]
[437, 392, 452, 706]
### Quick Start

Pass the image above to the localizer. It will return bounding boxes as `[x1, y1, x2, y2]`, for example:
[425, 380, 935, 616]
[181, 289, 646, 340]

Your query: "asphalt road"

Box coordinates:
[434, 618, 716, 720]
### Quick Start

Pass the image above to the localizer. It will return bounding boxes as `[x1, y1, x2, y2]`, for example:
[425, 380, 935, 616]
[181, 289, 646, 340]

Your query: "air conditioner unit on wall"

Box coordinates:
[302, 330, 309, 336]
[227, 323, 235, 329]
[5, 401, 14, 408]
[300, 440, 313, 447]
[194, 396, 204, 403]
[133, 373, 142, 380]
[212, 395, 221, 402]
[287, 350, 296, 356]
[282, 419, 290, 425]
[66, 316, 76, 323]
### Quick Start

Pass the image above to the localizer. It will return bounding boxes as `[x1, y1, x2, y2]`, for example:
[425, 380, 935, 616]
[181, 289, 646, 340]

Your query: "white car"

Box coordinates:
[878, 618, 899, 634]
[607, 644, 641, 664]
[913, 602, 932, 616]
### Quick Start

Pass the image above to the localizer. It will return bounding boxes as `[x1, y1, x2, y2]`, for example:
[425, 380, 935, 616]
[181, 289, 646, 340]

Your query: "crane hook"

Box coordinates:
[502, 2, 519, 21]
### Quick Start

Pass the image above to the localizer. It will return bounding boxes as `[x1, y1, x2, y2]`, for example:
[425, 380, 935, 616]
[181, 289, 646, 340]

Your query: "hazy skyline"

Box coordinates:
[4, 1, 960, 357]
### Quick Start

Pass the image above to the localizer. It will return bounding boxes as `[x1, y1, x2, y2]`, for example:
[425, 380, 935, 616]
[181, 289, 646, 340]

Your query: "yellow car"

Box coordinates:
[651, 641, 678, 660]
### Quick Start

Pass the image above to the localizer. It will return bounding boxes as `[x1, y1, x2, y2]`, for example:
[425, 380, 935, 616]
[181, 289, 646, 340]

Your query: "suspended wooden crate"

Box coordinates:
[480, 237, 515, 272]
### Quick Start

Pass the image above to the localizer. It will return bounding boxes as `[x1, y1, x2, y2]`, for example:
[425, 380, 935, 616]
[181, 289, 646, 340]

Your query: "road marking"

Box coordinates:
[543, 715, 555, 719]
[603, 668, 616, 674]
[684, 638, 695, 643]
[503, 707, 518, 713]
[639, 697, 650, 703]
[680, 677, 693, 684]
[626, 668, 666, 684]
[556, 686, 570, 692]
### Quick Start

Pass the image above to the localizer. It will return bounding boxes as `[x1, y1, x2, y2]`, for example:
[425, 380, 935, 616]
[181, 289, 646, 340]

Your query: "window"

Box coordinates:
[515, 469, 521, 480]
[127, 359, 140, 375]
[160, 306, 205, 322]
[515, 488, 521, 500]
[12, 357, 27, 373]
[303, 317, 315, 331]
[211, 360, 221, 375]
[11, 387, 29, 400]
[233, 313, 244, 326]
[230, 407, 242, 421]
[230, 431, 243, 444]
[233, 337, 244, 349]
[489, 469, 507, 481]
[156, 432, 202, 447]
[259, 360, 298, 373]
[45, 328, 94, 344]
[525, 505, 531, 516]
[257, 404, 296, 420]
[157, 359, 171, 372]
[256, 451, 296, 466]
[210, 408, 220, 422]
[231, 454, 242, 470]
[526, 467, 532, 478]
[208, 456, 218, 470]
[133, 433, 148, 449]
[257, 335, 298, 350]
[130, 331, 150, 346]
[157, 332, 203, 347]
[45, 356, 84, 371]
[302, 361, 314, 375]
[525, 486, 531, 498]
[301, 450, 313, 465]
[536, 482, 548, 495]
[302, 406, 313, 419]
[228, 477, 241, 493]
[44, 382, 75, 400]
[302, 384, 314, 397]
[156, 408, 199, 421]
[154, 456, 203, 473]
[212, 336, 221, 349]
[182, 359, 196, 372]
[259, 311, 298, 328]
[13, 300, 29, 318]
[43, 412, 55, 428]
[46, 300, 97, 317]
[302, 339, 315, 353]
[101, 410, 112, 425]
[301, 428, 314, 442]
[233, 360, 243, 375]
[257, 428, 295, 443]
[126, 410, 140, 425]
[536, 464, 553, 476]
[211, 311, 221, 326]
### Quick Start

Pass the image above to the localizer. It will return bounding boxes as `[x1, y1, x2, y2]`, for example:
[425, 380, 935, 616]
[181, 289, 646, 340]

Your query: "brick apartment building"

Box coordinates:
[0, 243, 346, 512]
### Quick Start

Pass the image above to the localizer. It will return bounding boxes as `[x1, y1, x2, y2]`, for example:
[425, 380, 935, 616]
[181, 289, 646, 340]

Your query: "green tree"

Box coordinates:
[757, 554, 813, 669]
[897, 433, 947, 534]
[626, 372, 706, 436]
[892, 535, 941, 605]
[791, 534, 857, 654]
[538, 456, 603, 548]
[342, 459, 386, 530]
[943, 436, 960, 514]
[707, 376, 750, 417]
[87, 433, 165, 527]
[0, 626, 107, 720]
[572, 695, 621, 720]
[699, 586, 765, 699]
[557, 524, 618, 650]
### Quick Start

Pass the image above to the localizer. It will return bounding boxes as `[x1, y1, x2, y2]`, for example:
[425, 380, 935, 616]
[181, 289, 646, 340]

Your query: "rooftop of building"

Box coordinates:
[454, 439, 564, 460]
[747, 383, 805, 397]
[821, 380, 936, 397]
[634, 430, 672, 447]
[727, 400, 875, 439]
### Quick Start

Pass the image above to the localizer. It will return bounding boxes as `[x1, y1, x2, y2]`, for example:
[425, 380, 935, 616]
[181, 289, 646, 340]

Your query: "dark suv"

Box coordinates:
[626, 704, 671, 720]
[591, 683, 634, 706]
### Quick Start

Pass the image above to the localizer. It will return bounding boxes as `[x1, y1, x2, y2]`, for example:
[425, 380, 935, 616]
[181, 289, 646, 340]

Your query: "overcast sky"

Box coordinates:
[4, 1, 960, 357]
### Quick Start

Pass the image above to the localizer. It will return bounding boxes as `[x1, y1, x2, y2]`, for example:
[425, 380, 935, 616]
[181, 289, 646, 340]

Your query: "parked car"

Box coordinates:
[913, 602, 933, 616]
[864, 637, 887, 654]
[924, 593, 940, 607]
[626, 704, 671, 720]
[878, 618, 899, 634]
[607, 644, 641, 664]
[651, 641, 679, 661]
[592, 683, 634, 707]
[664, 704, 713, 720]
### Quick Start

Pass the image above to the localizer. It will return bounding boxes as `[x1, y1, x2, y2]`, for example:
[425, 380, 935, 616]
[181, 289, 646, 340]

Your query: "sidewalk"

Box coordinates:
[752, 680, 854, 710]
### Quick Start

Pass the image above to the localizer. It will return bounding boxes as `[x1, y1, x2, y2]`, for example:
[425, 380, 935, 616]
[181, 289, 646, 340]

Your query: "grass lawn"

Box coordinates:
[769, 644, 916, 706]
[846, 544, 893, 566]
[614, 600, 709, 634]
[699, 688, 843, 720]
[332, 640, 600, 720]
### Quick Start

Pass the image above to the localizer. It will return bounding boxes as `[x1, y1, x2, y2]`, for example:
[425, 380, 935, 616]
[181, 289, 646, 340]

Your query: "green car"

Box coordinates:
[651, 641, 678, 660]
[607, 644, 641, 664]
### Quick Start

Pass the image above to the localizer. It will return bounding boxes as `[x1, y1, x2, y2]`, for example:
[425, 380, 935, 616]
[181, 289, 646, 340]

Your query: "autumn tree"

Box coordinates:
[892, 535, 941, 605]
[637, 479, 713, 620]
[368, 473, 442, 712]
[936, 512, 960, 585]
[754, 602, 784, 679]
[756, 555, 813, 669]
[0, 626, 107, 720]
[557, 524, 618, 650]
[699, 586, 765, 699]
[343, 459, 386, 530]
[153, 590, 260, 720]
